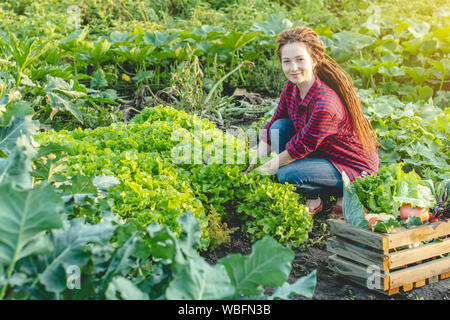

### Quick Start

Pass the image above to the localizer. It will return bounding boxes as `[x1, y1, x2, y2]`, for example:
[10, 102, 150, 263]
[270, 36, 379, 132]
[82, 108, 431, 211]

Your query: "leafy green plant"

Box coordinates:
[36, 105, 313, 247]
[0, 103, 316, 300]
[352, 163, 436, 216]
[148, 211, 316, 300]
[359, 89, 449, 181]
[0, 34, 49, 86]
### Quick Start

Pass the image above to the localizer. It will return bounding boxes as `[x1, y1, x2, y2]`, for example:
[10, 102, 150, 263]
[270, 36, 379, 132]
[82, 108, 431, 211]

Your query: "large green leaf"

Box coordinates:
[342, 172, 368, 229]
[250, 13, 293, 37]
[100, 232, 140, 292]
[166, 256, 234, 300]
[45, 76, 86, 98]
[90, 69, 108, 89]
[0, 102, 35, 127]
[39, 218, 116, 293]
[147, 210, 202, 264]
[0, 116, 36, 190]
[147, 223, 177, 264]
[219, 237, 294, 296]
[106, 276, 149, 300]
[62, 174, 97, 195]
[44, 76, 84, 123]
[0, 183, 64, 266]
[148, 211, 234, 300]
[219, 31, 258, 52]
[271, 270, 317, 299]
[143, 31, 180, 47]
[0, 143, 34, 189]
[46, 92, 83, 123]
[0, 116, 38, 156]
[175, 211, 202, 259]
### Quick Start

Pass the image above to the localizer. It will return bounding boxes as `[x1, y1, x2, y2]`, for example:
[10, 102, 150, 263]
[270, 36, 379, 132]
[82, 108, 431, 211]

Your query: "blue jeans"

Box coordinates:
[269, 119, 343, 199]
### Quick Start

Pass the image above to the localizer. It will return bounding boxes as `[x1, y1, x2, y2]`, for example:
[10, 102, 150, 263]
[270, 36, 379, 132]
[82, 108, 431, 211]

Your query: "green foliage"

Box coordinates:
[1, 0, 448, 132]
[359, 89, 449, 182]
[0, 105, 316, 300]
[204, 206, 236, 250]
[219, 237, 294, 296]
[342, 172, 368, 229]
[352, 163, 436, 216]
[36, 105, 313, 247]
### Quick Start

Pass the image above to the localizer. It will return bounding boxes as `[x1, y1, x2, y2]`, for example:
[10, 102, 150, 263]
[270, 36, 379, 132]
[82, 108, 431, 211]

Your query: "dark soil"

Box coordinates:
[201, 201, 450, 300]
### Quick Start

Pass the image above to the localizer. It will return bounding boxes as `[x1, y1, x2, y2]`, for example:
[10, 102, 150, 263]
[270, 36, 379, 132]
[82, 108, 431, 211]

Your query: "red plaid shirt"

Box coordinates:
[260, 77, 379, 182]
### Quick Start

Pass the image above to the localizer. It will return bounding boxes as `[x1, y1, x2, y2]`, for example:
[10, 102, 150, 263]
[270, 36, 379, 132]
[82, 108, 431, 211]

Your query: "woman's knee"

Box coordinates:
[272, 118, 291, 128]
[269, 119, 294, 153]
[270, 119, 293, 134]
[276, 165, 296, 185]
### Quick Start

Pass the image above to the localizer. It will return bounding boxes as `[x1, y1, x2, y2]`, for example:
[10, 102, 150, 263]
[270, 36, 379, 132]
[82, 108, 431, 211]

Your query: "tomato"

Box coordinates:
[429, 218, 439, 223]
[368, 217, 382, 231]
[399, 204, 430, 222]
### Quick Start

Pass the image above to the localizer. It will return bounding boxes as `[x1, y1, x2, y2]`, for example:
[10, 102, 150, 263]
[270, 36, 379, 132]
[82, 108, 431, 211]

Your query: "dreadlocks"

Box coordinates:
[276, 26, 378, 152]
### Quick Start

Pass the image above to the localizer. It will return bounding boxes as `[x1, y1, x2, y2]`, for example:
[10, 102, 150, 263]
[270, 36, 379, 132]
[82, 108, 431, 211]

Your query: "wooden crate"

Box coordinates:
[326, 218, 450, 295]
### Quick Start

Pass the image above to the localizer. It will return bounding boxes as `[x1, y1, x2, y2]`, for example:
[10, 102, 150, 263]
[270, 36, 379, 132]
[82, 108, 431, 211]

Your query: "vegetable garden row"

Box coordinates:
[0, 0, 448, 300]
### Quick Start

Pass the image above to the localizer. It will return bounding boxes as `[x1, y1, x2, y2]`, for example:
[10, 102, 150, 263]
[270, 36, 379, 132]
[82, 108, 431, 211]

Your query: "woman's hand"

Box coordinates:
[242, 163, 256, 175]
[242, 155, 258, 175]
[254, 151, 295, 176]
[242, 141, 272, 175]
[255, 161, 279, 175]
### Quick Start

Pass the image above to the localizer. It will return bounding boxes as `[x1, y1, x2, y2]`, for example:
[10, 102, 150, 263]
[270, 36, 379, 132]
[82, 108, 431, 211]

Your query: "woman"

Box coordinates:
[244, 26, 379, 217]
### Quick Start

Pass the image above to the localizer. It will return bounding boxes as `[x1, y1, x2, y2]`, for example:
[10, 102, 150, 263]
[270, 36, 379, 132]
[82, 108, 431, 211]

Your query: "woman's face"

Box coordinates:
[280, 42, 317, 85]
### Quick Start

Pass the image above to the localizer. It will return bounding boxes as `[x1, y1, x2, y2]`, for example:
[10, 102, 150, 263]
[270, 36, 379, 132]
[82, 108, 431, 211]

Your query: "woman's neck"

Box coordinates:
[296, 75, 316, 100]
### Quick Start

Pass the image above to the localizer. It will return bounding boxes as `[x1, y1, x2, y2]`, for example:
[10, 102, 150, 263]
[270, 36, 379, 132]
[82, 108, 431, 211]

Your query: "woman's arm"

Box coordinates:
[243, 82, 291, 174]
[258, 82, 290, 146]
[243, 140, 272, 174]
[255, 149, 296, 175]
[256, 105, 338, 175]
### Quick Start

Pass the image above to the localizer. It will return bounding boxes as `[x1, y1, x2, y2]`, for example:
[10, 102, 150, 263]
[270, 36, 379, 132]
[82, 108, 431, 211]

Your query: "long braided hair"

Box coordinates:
[276, 26, 378, 152]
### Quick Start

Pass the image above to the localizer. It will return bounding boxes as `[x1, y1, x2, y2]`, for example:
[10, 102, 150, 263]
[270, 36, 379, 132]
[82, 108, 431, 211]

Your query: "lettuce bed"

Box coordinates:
[36, 105, 313, 247]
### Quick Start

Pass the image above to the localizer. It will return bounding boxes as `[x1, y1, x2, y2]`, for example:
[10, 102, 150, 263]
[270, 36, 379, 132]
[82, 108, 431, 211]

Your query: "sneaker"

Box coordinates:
[307, 197, 323, 217]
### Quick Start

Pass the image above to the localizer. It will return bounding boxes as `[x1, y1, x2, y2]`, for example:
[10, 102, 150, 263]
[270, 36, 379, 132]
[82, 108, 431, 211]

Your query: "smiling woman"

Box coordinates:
[245, 26, 379, 217]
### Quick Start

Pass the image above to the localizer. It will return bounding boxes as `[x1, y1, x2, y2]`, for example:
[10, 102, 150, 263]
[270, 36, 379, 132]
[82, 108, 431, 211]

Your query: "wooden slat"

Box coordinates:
[402, 283, 413, 292]
[328, 254, 389, 291]
[415, 280, 426, 288]
[327, 236, 386, 271]
[388, 238, 450, 269]
[389, 256, 450, 288]
[327, 219, 387, 250]
[388, 287, 399, 295]
[387, 220, 450, 250]
[440, 272, 450, 280]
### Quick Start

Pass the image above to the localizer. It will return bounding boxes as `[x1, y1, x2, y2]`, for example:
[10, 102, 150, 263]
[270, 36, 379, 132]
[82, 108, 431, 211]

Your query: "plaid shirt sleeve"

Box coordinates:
[259, 82, 289, 145]
[285, 105, 337, 159]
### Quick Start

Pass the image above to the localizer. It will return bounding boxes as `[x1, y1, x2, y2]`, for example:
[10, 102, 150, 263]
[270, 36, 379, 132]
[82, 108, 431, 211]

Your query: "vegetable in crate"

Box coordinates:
[345, 163, 438, 232]
[429, 179, 450, 222]
[352, 163, 435, 217]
